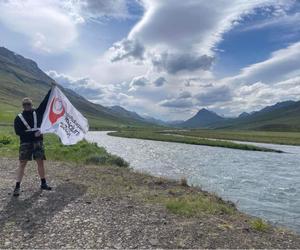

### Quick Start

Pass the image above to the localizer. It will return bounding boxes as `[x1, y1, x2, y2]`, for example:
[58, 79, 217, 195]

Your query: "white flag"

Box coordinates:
[40, 86, 89, 145]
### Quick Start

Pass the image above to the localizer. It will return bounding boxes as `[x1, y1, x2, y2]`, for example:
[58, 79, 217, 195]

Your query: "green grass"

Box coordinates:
[167, 129, 300, 146]
[83, 164, 237, 217]
[0, 126, 128, 167]
[250, 218, 270, 232]
[109, 130, 283, 152]
[165, 194, 235, 216]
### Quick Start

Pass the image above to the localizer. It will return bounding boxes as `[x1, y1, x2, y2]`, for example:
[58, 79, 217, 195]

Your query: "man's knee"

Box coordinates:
[36, 159, 44, 166]
[19, 160, 27, 168]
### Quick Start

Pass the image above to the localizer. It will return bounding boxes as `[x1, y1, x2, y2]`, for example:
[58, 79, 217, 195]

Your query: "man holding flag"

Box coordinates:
[13, 82, 89, 196]
[13, 83, 55, 196]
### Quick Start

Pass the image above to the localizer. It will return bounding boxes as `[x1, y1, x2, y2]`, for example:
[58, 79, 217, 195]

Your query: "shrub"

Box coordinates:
[107, 155, 129, 168]
[85, 155, 109, 165]
[85, 154, 129, 168]
[180, 177, 189, 187]
[0, 135, 12, 145]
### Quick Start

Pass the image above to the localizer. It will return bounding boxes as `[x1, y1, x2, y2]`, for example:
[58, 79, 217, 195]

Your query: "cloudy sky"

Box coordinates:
[1, 0, 300, 120]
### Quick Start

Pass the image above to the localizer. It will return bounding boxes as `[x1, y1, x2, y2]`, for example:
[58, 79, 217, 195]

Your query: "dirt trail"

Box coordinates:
[0, 158, 300, 249]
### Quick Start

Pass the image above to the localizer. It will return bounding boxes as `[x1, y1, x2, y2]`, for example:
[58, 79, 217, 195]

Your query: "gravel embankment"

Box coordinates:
[0, 158, 300, 249]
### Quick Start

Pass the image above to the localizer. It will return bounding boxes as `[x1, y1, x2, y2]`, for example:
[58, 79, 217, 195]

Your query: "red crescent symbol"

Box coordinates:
[49, 97, 65, 124]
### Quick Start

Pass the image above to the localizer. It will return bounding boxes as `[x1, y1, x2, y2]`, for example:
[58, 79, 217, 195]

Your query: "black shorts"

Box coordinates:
[19, 141, 46, 161]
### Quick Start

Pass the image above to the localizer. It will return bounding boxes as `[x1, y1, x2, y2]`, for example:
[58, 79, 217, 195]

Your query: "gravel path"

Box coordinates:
[0, 158, 300, 249]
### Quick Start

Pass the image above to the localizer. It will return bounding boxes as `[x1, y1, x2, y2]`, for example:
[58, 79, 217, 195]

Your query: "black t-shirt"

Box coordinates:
[14, 90, 51, 143]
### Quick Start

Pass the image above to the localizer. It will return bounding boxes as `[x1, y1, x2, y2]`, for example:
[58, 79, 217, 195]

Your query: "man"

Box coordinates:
[13, 83, 55, 197]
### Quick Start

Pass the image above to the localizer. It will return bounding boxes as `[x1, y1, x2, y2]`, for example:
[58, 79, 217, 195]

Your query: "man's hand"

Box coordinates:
[34, 131, 41, 137]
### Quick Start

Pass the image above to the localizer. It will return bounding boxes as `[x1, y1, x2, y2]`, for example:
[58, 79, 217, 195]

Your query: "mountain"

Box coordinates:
[0, 47, 155, 129]
[238, 112, 250, 118]
[0, 47, 52, 84]
[257, 101, 296, 114]
[222, 100, 300, 131]
[180, 108, 225, 128]
[108, 106, 145, 121]
[2, 46, 299, 132]
[178, 101, 300, 131]
[142, 115, 169, 126]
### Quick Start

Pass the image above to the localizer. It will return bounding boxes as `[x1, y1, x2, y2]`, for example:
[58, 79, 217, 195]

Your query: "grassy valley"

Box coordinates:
[0, 47, 157, 130]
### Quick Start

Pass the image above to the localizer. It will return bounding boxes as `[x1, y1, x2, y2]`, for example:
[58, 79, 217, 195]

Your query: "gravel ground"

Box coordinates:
[0, 158, 300, 249]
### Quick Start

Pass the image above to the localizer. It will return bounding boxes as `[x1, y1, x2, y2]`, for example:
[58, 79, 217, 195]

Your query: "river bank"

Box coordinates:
[1, 157, 300, 248]
[161, 129, 300, 146]
[87, 131, 300, 233]
[108, 130, 283, 152]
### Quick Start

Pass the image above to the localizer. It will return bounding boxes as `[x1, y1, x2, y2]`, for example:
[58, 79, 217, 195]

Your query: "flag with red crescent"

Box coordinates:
[40, 86, 89, 145]
[49, 97, 66, 124]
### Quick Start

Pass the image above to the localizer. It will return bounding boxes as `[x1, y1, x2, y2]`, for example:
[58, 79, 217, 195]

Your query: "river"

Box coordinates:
[85, 131, 300, 233]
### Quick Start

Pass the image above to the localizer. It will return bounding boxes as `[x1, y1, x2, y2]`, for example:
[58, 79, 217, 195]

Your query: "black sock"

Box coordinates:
[15, 182, 20, 189]
[41, 178, 47, 185]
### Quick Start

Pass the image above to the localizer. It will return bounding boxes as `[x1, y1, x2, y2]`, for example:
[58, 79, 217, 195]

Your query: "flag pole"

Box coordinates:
[51, 81, 57, 90]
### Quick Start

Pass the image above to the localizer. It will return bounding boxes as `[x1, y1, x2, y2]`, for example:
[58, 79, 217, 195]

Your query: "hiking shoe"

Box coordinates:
[13, 187, 20, 197]
[41, 184, 52, 191]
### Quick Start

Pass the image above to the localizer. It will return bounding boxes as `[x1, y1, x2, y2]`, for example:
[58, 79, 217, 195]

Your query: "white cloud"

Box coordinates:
[2, 0, 299, 120]
[129, 75, 149, 91]
[0, 0, 78, 53]
[100, 0, 300, 120]
[226, 76, 300, 114]
[211, 41, 300, 115]
[110, 38, 145, 62]
[78, 0, 129, 20]
[225, 41, 300, 85]
[86, 52, 148, 85]
[154, 39, 300, 118]
[47, 70, 104, 99]
[69, 0, 300, 120]
[111, 0, 293, 73]
[240, 13, 300, 31]
[153, 76, 166, 87]
[0, 0, 130, 53]
[160, 98, 194, 109]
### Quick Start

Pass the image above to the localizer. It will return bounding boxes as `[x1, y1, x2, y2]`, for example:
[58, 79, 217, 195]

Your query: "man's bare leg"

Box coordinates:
[36, 159, 45, 179]
[17, 160, 28, 182]
[36, 160, 52, 190]
[13, 160, 27, 196]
